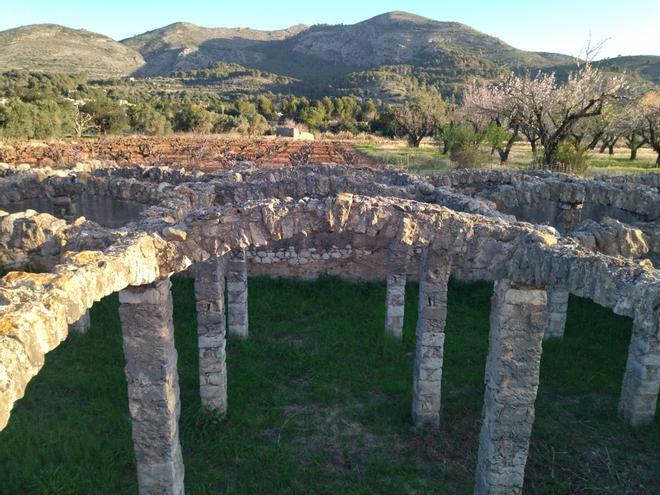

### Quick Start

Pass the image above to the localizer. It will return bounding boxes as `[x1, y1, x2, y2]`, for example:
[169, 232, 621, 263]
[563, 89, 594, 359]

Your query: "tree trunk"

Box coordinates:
[530, 140, 537, 153]
[442, 139, 449, 155]
[598, 141, 608, 153]
[543, 142, 557, 165]
[498, 131, 518, 164]
[608, 144, 614, 155]
[587, 132, 603, 151]
[630, 147, 638, 160]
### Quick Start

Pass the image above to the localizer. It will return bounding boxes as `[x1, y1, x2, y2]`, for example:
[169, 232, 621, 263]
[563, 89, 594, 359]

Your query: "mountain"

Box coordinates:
[122, 22, 308, 76]
[285, 12, 572, 68]
[122, 12, 574, 79]
[0, 13, 656, 99]
[594, 56, 660, 85]
[0, 24, 144, 78]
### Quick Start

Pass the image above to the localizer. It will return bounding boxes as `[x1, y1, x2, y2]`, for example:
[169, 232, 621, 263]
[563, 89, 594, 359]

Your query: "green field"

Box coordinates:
[0, 276, 658, 494]
[355, 140, 660, 176]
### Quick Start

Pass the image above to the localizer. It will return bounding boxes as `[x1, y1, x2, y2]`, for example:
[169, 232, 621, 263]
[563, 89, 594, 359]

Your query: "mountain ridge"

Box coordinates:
[0, 12, 657, 96]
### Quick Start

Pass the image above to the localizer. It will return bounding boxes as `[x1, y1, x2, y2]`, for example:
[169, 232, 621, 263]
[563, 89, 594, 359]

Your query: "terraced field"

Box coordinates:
[0, 136, 374, 169]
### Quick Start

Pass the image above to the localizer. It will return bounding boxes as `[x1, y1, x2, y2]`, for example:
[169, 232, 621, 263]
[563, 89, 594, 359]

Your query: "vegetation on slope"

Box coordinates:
[0, 24, 144, 78]
[0, 13, 657, 99]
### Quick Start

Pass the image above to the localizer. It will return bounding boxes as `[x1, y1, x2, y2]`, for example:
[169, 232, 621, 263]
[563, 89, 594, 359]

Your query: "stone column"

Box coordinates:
[119, 278, 184, 495]
[475, 279, 547, 495]
[544, 285, 569, 340]
[385, 243, 410, 338]
[412, 247, 450, 427]
[618, 304, 660, 427]
[195, 258, 228, 414]
[69, 309, 90, 334]
[557, 202, 583, 232]
[227, 249, 249, 339]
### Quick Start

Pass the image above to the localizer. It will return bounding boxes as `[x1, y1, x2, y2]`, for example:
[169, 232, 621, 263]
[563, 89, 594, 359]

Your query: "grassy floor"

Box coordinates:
[0, 276, 658, 494]
[354, 140, 659, 176]
[355, 142, 453, 175]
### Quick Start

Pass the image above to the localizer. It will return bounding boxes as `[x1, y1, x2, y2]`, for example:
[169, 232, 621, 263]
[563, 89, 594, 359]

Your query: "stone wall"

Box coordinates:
[0, 162, 659, 494]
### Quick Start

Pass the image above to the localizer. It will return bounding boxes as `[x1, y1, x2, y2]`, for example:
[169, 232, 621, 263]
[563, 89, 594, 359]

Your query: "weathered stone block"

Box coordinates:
[412, 246, 450, 428]
[195, 257, 228, 415]
[475, 279, 547, 495]
[119, 278, 185, 495]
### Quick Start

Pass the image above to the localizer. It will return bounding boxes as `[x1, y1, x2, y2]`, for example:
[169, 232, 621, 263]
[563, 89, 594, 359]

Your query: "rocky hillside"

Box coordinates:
[122, 12, 574, 79]
[0, 24, 144, 78]
[122, 22, 308, 76]
[285, 12, 571, 68]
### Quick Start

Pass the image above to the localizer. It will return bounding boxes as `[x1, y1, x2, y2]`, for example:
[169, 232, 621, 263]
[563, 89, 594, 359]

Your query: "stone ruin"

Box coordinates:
[0, 160, 658, 494]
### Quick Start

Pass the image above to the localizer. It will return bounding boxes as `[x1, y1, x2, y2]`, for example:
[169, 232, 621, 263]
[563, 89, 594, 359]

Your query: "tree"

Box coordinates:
[73, 108, 96, 137]
[625, 132, 647, 161]
[637, 91, 660, 166]
[301, 106, 327, 131]
[256, 95, 276, 120]
[458, 82, 520, 163]
[32, 99, 72, 139]
[393, 86, 449, 147]
[234, 112, 269, 136]
[359, 99, 377, 122]
[233, 99, 270, 136]
[0, 96, 77, 139]
[81, 96, 128, 134]
[128, 104, 172, 136]
[495, 66, 627, 164]
[370, 106, 398, 137]
[0, 98, 36, 138]
[173, 103, 213, 133]
[593, 93, 648, 161]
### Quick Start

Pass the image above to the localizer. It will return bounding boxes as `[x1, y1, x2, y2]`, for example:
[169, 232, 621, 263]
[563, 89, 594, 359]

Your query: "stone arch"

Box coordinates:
[1, 169, 658, 494]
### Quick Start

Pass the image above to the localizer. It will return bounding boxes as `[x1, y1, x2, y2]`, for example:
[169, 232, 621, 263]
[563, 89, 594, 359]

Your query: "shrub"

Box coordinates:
[445, 125, 487, 169]
[173, 103, 213, 134]
[128, 104, 172, 136]
[554, 142, 589, 174]
[81, 97, 128, 135]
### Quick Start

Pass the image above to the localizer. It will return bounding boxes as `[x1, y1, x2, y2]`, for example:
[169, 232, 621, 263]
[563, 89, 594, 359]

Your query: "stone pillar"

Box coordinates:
[69, 309, 90, 334]
[557, 202, 583, 232]
[412, 247, 450, 427]
[618, 307, 660, 427]
[227, 249, 249, 339]
[195, 258, 228, 414]
[385, 243, 410, 338]
[119, 278, 185, 495]
[475, 280, 547, 495]
[544, 285, 569, 340]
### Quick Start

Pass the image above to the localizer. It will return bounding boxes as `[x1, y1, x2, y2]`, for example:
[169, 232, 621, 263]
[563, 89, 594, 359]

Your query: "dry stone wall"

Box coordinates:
[0, 161, 659, 494]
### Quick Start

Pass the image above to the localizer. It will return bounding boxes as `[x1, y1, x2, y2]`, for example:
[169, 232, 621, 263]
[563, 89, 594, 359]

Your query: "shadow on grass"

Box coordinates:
[0, 276, 657, 494]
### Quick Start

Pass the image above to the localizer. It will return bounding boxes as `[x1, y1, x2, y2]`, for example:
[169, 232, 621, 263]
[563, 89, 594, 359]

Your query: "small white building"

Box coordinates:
[276, 127, 314, 141]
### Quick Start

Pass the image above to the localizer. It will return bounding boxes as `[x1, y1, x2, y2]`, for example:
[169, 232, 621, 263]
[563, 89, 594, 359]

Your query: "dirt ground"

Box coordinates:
[0, 135, 376, 169]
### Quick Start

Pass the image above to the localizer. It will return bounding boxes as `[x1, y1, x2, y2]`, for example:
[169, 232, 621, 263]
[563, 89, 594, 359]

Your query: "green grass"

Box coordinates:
[0, 276, 658, 494]
[354, 142, 453, 174]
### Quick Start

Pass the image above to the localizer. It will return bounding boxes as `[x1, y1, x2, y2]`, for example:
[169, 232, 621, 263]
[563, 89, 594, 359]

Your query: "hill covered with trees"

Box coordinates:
[0, 12, 657, 100]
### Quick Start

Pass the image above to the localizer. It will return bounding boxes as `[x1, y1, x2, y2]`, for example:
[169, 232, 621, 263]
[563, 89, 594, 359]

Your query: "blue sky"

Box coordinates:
[1, 0, 658, 58]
